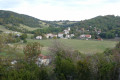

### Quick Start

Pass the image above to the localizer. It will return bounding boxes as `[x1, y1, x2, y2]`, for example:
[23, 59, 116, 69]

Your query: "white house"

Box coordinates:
[36, 36, 42, 40]
[11, 60, 17, 65]
[16, 34, 21, 37]
[36, 54, 50, 67]
[80, 34, 86, 38]
[65, 34, 70, 39]
[58, 33, 64, 38]
[45, 33, 57, 38]
[70, 34, 75, 37]
[68, 27, 70, 31]
[45, 33, 52, 38]
[64, 30, 69, 34]
[80, 34, 91, 39]
[64, 27, 70, 34]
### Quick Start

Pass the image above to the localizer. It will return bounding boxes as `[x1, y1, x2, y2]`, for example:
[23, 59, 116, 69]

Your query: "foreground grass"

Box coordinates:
[27, 39, 117, 54]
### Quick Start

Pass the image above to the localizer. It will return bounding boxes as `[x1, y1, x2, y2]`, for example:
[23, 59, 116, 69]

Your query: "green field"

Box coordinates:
[27, 39, 117, 54]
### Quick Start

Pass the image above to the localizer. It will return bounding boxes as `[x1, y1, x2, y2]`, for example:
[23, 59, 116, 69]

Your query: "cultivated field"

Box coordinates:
[27, 39, 117, 54]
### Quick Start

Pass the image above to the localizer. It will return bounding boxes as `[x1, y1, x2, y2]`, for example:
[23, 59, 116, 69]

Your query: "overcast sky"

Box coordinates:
[0, 0, 120, 21]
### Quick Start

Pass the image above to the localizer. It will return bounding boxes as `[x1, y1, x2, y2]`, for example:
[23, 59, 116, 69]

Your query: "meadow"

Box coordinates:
[27, 39, 117, 54]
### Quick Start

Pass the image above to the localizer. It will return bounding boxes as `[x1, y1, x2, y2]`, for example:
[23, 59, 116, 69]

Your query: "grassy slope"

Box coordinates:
[0, 25, 12, 32]
[27, 39, 117, 54]
[19, 24, 40, 31]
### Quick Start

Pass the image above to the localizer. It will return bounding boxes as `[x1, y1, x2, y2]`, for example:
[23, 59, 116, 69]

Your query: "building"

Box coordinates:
[80, 34, 91, 39]
[85, 35, 91, 38]
[64, 27, 71, 35]
[65, 34, 70, 39]
[36, 36, 42, 40]
[11, 60, 17, 65]
[70, 34, 75, 37]
[58, 33, 64, 38]
[80, 34, 86, 38]
[45, 33, 53, 38]
[64, 30, 69, 34]
[36, 54, 50, 67]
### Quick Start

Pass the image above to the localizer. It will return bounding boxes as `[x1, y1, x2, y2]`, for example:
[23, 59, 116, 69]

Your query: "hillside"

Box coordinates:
[0, 10, 120, 37]
[0, 10, 54, 32]
[62, 15, 120, 31]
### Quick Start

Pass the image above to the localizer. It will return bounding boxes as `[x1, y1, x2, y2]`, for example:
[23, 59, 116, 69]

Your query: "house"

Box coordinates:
[45, 33, 57, 39]
[58, 33, 64, 38]
[11, 60, 17, 65]
[68, 27, 70, 31]
[85, 35, 91, 38]
[64, 27, 71, 34]
[36, 36, 42, 40]
[80, 34, 91, 39]
[65, 34, 70, 39]
[64, 30, 69, 34]
[80, 34, 86, 38]
[45, 33, 52, 38]
[97, 30, 101, 34]
[16, 34, 21, 37]
[36, 54, 50, 67]
[70, 34, 75, 37]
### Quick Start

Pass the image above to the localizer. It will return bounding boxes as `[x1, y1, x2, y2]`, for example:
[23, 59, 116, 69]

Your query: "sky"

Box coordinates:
[0, 0, 120, 21]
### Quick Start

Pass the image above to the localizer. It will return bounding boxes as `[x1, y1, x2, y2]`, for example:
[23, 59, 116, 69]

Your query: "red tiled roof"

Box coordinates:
[85, 35, 91, 38]
[38, 54, 49, 59]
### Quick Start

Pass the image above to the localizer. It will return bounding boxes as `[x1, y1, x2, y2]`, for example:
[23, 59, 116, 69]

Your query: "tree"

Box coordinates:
[23, 42, 43, 61]
[63, 34, 66, 38]
[76, 60, 91, 80]
[54, 52, 76, 80]
[20, 33, 27, 40]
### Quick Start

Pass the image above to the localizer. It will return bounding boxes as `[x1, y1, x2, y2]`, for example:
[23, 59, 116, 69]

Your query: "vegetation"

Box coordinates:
[27, 39, 117, 54]
[0, 34, 120, 80]
[1, 10, 120, 80]
[1, 10, 120, 39]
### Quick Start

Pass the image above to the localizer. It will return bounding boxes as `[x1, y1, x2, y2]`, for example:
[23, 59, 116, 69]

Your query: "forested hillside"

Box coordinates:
[0, 10, 120, 38]
[73, 15, 120, 31]
[0, 10, 43, 27]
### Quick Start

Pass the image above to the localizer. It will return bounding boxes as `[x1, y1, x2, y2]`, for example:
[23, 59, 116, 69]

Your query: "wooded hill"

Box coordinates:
[0, 10, 120, 35]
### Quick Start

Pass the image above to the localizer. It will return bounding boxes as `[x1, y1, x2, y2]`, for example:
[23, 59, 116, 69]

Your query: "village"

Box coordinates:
[35, 27, 95, 40]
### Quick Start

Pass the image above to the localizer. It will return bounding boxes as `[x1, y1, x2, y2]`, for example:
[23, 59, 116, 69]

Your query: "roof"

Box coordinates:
[85, 35, 91, 38]
[38, 54, 50, 59]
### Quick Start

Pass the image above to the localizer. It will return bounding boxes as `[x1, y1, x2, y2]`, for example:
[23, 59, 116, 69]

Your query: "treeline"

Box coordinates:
[63, 15, 120, 30]
[32, 27, 65, 37]
[0, 38, 120, 80]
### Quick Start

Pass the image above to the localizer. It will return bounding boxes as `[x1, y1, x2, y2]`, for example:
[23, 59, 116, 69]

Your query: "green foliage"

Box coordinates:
[20, 33, 27, 40]
[0, 61, 49, 80]
[0, 10, 41, 28]
[32, 27, 64, 35]
[99, 32, 115, 39]
[76, 60, 91, 80]
[23, 42, 43, 60]
[97, 57, 116, 80]
[54, 56, 76, 80]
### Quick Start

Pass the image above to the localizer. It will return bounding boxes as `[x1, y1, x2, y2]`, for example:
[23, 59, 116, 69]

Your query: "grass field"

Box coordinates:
[27, 39, 117, 54]
[0, 39, 117, 57]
